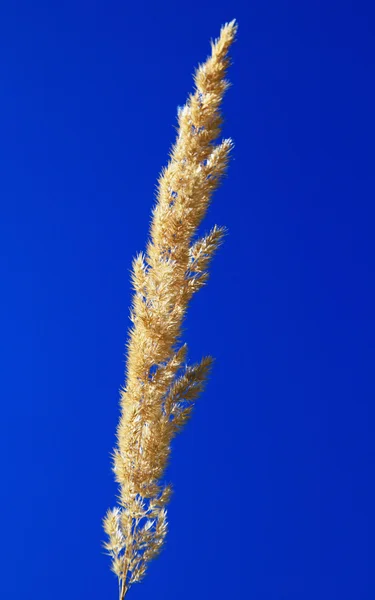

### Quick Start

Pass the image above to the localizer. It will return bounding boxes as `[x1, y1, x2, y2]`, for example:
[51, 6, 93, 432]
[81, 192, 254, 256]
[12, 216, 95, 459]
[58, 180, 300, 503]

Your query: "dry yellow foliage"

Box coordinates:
[104, 20, 237, 599]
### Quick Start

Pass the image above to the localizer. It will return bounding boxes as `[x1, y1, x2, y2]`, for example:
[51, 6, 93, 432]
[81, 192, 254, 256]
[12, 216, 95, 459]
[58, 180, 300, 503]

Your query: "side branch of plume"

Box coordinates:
[104, 19, 237, 598]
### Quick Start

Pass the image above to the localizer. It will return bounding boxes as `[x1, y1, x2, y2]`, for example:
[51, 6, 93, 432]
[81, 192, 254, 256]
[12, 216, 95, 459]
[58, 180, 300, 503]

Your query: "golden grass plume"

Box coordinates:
[104, 20, 237, 599]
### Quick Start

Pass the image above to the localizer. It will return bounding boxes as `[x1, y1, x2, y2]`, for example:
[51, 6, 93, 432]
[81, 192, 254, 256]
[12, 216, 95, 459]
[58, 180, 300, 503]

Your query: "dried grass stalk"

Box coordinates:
[104, 20, 237, 598]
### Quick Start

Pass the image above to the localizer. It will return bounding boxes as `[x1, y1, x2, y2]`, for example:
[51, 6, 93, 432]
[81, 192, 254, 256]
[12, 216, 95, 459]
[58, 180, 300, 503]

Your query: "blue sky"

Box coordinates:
[1, 1, 374, 599]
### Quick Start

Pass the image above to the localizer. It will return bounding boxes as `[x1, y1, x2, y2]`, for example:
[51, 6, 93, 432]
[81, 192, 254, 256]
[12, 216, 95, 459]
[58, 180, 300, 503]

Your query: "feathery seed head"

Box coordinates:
[104, 20, 236, 598]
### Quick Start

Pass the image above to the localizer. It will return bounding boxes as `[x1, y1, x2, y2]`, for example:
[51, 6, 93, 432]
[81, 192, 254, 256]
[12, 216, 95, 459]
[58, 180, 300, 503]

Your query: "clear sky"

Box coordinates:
[1, 1, 374, 599]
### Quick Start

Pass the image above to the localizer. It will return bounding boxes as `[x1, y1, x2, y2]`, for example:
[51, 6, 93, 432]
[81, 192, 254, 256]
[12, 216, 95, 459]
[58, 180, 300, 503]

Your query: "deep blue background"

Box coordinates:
[1, 1, 374, 599]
